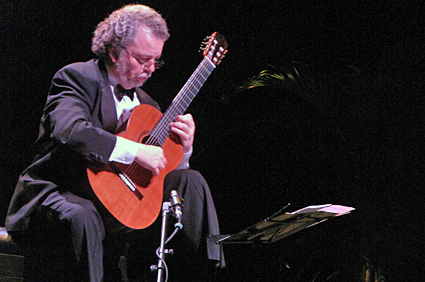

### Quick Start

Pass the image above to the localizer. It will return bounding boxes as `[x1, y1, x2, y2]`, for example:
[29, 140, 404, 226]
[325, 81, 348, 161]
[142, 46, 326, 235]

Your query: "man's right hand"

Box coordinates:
[134, 144, 167, 176]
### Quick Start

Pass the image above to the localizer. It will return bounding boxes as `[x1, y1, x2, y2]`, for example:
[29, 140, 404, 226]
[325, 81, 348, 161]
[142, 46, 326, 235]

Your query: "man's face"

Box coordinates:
[112, 28, 165, 89]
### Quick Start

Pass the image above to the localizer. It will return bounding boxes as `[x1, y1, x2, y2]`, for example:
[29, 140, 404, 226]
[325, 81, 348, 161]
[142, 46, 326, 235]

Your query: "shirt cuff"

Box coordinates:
[110, 137, 192, 169]
[174, 147, 192, 170]
[108, 136, 138, 164]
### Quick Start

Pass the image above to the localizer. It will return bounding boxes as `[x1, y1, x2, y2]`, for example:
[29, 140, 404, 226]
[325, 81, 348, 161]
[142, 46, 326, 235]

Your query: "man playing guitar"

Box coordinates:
[6, 4, 226, 281]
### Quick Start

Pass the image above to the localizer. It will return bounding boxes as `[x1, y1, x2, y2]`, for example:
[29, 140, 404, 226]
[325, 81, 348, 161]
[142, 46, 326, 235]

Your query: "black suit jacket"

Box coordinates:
[6, 59, 160, 232]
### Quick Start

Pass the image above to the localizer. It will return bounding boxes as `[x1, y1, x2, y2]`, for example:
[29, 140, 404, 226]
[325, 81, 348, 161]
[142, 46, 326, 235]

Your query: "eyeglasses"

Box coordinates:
[119, 44, 165, 69]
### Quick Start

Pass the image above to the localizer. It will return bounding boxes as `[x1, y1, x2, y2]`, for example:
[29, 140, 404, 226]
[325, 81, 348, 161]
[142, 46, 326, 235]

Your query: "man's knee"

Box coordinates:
[166, 169, 206, 186]
[62, 200, 104, 237]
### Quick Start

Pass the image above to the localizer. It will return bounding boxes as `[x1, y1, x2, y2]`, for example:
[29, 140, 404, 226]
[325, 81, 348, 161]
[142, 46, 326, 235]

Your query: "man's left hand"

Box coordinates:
[170, 114, 195, 153]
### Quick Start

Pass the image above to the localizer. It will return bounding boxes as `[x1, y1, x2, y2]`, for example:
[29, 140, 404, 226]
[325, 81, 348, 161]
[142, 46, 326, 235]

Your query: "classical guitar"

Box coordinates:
[87, 32, 228, 229]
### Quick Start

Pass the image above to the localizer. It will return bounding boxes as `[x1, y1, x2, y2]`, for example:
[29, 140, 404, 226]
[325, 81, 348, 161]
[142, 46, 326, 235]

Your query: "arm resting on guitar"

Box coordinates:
[109, 136, 139, 164]
[110, 136, 191, 170]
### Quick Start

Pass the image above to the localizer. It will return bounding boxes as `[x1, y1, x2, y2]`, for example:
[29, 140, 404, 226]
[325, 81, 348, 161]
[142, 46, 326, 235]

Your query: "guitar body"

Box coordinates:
[87, 104, 183, 229]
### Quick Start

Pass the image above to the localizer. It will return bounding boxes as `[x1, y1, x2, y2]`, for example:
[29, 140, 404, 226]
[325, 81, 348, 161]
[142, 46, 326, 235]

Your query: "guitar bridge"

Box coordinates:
[111, 163, 144, 201]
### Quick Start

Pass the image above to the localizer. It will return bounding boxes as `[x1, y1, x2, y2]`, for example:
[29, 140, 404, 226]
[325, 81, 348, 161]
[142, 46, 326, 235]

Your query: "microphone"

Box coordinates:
[170, 190, 183, 229]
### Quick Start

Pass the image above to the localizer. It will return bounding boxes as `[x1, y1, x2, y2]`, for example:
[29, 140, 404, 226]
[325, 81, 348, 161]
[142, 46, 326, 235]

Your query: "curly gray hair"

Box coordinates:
[91, 4, 170, 64]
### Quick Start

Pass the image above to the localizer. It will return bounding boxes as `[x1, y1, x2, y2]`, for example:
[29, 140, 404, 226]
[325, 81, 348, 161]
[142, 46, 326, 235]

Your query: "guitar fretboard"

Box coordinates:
[146, 57, 216, 146]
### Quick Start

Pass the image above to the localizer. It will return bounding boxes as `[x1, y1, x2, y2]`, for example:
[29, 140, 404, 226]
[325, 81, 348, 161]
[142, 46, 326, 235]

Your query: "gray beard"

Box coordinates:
[115, 58, 150, 88]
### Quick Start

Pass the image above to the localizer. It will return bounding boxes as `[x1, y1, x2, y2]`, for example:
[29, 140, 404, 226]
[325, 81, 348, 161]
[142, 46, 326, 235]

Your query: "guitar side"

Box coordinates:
[87, 104, 183, 229]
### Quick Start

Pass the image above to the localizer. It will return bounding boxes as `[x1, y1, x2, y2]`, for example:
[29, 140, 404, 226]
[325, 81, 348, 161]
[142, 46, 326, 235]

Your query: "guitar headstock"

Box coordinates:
[201, 32, 228, 66]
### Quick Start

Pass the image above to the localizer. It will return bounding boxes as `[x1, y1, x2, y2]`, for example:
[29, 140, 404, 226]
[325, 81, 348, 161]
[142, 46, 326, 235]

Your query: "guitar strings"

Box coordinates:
[147, 58, 214, 146]
[153, 60, 213, 147]
[148, 58, 214, 146]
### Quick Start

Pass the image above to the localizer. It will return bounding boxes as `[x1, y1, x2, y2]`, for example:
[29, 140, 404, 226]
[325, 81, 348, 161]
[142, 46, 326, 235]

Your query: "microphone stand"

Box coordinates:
[151, 191, 183, 282]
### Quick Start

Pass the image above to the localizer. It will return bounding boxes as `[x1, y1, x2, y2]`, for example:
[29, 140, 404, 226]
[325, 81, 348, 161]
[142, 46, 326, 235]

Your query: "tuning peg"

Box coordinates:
[217, 50, 228, 65]
[202, 36, 212, 45]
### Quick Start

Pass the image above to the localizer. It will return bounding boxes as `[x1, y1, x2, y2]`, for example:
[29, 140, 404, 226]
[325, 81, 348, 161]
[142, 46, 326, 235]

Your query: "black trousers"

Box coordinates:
[15, 169, 224, 282]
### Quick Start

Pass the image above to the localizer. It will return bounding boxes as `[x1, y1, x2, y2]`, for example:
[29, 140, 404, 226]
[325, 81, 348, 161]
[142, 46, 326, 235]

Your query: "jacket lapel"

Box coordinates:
[101, 84, 118, 133]
[96, 60, 118, 133]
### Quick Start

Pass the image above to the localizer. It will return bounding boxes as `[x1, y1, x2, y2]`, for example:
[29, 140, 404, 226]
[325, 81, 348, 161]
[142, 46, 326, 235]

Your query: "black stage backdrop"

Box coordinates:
[1, 1, 425, 281]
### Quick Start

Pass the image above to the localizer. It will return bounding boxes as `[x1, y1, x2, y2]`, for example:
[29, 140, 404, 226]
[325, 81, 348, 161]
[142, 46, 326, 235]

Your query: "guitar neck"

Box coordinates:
[148, 57, 216, 146]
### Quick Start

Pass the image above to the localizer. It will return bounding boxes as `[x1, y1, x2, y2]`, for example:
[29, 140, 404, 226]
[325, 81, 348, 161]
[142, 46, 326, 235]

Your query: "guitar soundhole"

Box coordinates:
[131, 167, 153, 188]
[136, 131, 150, 144]
[141, 134, 161, 147]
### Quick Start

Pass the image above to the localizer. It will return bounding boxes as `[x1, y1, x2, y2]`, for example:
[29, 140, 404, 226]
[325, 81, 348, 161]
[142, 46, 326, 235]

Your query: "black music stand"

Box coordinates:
[214, 204, 355, 245]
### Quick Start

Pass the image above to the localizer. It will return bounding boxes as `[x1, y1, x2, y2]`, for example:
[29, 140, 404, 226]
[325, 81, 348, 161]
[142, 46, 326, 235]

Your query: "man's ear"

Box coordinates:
[108, 47, 119, 64]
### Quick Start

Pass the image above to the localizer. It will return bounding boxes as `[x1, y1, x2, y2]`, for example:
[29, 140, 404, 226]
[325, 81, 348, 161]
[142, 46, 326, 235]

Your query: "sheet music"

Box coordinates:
[216, 204, 355, 244]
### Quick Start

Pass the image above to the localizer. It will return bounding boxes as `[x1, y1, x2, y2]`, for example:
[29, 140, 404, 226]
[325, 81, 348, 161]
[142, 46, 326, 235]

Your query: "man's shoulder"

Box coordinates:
[53, 59, 109, 88]
[52, 59, 108, 97]
[58, 59, 102, 77]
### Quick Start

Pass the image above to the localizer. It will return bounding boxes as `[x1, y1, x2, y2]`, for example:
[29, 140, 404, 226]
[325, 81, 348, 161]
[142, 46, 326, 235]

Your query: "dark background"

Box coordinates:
[1, 0, 425, 281]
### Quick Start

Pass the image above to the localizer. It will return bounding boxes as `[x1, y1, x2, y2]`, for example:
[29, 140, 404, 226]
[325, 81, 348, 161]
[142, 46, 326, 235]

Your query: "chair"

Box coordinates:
[0, 225, 78, 282]
[0, 227, 24, 281]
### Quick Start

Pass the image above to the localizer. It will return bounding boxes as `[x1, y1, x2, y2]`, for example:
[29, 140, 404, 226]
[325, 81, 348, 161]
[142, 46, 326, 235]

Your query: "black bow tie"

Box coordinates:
[114, 85, 135, 101]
